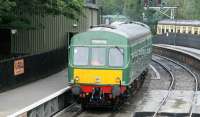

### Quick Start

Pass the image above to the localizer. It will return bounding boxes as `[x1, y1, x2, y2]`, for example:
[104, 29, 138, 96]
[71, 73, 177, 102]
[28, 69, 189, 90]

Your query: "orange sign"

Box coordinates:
[14, 59, 24, 76]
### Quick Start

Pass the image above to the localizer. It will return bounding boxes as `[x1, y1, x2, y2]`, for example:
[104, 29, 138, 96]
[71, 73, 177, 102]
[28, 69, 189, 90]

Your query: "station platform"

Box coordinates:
[135, 90, 200, 116]
[0, 69, 68, 117]
[156, 44, 200, 58]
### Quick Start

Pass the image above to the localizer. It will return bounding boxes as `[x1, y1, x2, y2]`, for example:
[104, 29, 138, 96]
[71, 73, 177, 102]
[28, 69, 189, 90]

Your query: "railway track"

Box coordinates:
[53, 102, 82, 117]
[151, 58, 175, 117]
[152, 55, 199, 117]
[149, 61, 172, 90]
[154, 55, 199, 117]
[53, 55, 199, 117]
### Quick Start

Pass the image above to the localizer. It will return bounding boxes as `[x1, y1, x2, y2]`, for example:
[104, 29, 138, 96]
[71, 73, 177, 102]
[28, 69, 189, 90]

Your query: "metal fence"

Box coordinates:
[0, 47, 67, 91]
[153, 33, 200, 49]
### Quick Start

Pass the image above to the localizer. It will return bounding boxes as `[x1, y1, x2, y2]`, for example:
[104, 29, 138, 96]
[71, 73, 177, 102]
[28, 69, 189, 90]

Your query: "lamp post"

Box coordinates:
[11, 29, 17, 35]
[174, 19, 176, 46]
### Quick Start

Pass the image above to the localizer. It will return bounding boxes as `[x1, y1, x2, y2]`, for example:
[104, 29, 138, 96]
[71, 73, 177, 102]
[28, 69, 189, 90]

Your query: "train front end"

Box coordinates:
[68, 31, 129, 107]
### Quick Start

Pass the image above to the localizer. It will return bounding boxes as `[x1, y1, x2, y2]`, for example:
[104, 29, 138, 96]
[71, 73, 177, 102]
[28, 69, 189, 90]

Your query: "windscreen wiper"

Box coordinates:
[115, 46, 124, 56]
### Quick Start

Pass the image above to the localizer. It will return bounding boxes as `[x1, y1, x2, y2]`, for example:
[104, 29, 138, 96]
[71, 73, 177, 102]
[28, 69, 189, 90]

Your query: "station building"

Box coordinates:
[157, 19, 200, 35]
[154, 19, 200, 50]
[0, 0, 98, 55]
[0, 0, 99, 90]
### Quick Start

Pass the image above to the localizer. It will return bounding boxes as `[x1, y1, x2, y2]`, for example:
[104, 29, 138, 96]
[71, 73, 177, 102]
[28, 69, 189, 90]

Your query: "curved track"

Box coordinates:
[54, 55, 199, 117]
[153, 55, 199, 117]
[148, 61, 172, 90]
[151, 58, 175, 117]
[152, 55, 199, 117]
[53, 103, 82, 117]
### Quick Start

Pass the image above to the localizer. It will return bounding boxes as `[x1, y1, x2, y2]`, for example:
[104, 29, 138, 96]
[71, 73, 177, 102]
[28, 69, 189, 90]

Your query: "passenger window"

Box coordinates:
[109, 48, 124, 67]
[188, 27, 192, 34]
[74, 47, 89, 66]
[162, 29, 165, 34]
[177, 29, 180, 33]
[91, 48, 106, 66]
[183, 27, 186, 33]
[194, 28, 198, 35]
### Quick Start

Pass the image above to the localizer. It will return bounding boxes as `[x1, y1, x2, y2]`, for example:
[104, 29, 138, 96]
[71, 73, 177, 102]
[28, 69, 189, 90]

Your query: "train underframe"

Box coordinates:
[71, 70, 148, 109]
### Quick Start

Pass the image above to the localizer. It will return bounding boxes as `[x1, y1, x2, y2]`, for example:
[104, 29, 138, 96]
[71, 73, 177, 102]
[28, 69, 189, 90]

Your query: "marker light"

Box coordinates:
[115, 77, 121, 83]
[74, 76, 79, 83]
[96, 77, 101, 83]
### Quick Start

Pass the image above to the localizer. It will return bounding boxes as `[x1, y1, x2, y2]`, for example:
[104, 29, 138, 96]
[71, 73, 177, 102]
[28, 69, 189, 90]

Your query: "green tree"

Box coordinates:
[100, 0, 124, 15]
[0, 0, 16, 22]
[0, 0, 84, 27]
[123, 0, 143, 20]
[167, 0, 200, 19]
[99, 0, 143, 20]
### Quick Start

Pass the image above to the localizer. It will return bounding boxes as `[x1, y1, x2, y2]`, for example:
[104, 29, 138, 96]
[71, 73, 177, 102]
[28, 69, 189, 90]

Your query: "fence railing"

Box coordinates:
[0, 47, 67, 91]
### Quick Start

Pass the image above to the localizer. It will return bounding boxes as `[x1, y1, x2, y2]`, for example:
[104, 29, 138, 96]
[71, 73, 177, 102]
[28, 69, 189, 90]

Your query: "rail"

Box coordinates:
[154, 54, 199, 117]
[151, 58, 175, 117]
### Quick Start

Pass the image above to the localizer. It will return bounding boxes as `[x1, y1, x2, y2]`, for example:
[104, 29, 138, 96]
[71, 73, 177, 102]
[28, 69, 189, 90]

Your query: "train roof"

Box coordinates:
[89, 21, 151, 41]
[158, 19, 200, 26]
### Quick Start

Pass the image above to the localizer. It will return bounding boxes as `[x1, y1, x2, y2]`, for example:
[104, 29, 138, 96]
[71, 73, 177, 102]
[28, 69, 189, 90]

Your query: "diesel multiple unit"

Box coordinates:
[68, 22, 152, 108]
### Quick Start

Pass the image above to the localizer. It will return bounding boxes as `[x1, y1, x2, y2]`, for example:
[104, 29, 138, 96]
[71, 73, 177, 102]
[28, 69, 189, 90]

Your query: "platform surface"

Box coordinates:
[0, 69, 68, 117]
[193, 91, 200, 115]
[135, 90, 200, 115]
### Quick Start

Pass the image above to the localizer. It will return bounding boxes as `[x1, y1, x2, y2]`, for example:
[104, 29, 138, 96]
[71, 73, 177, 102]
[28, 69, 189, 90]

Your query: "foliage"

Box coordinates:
[100, 0, 124, 15]
[99, 0, 143, 21]
[0, 0, 16, 22]
[123, 0, 143, 21]
[99, 0, 200, 21]
[14, 0, 84, 19]
[0, 0, 84, 28]
[167, 0, 200, 20]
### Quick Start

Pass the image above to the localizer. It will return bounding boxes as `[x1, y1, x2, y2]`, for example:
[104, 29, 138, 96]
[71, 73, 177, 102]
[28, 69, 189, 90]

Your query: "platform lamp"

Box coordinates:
[11, 29, 17, 35]
[73, 23, 78, 27]
[174, 19, 176, 46]
[166, 32, 169, 45]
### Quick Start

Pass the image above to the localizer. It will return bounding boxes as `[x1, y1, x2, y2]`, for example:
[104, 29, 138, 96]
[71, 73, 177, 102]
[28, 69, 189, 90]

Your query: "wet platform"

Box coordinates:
[0, 69, 68, 117]
[135, 90, 200, 116]
[193, 91, 200, 116]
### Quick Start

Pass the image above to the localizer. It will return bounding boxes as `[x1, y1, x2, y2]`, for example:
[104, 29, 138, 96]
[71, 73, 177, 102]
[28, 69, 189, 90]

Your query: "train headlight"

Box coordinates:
[95, 77, 101, 83]
[115, 77, 121, 83]
[74, 76, 79, 82]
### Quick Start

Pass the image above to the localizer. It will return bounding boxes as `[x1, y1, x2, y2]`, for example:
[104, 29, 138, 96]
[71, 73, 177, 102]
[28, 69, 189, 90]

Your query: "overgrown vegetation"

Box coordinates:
[167, 0, 200, 20]
[99, 0, 143, 21]
[123, 0, 143, 21]
[0, 0, 84, 28]
[99, 0, 200, 20]
[98, 0, 124, 15]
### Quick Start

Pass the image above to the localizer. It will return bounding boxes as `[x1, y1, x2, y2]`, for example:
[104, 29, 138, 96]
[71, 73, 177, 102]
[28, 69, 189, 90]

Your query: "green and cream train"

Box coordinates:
[68, 21, 152, 107]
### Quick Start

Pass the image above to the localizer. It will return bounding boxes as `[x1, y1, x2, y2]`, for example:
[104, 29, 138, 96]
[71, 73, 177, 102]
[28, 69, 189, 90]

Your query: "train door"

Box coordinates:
[67, 32, 77, 47]
[67, 32, 77, 63]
